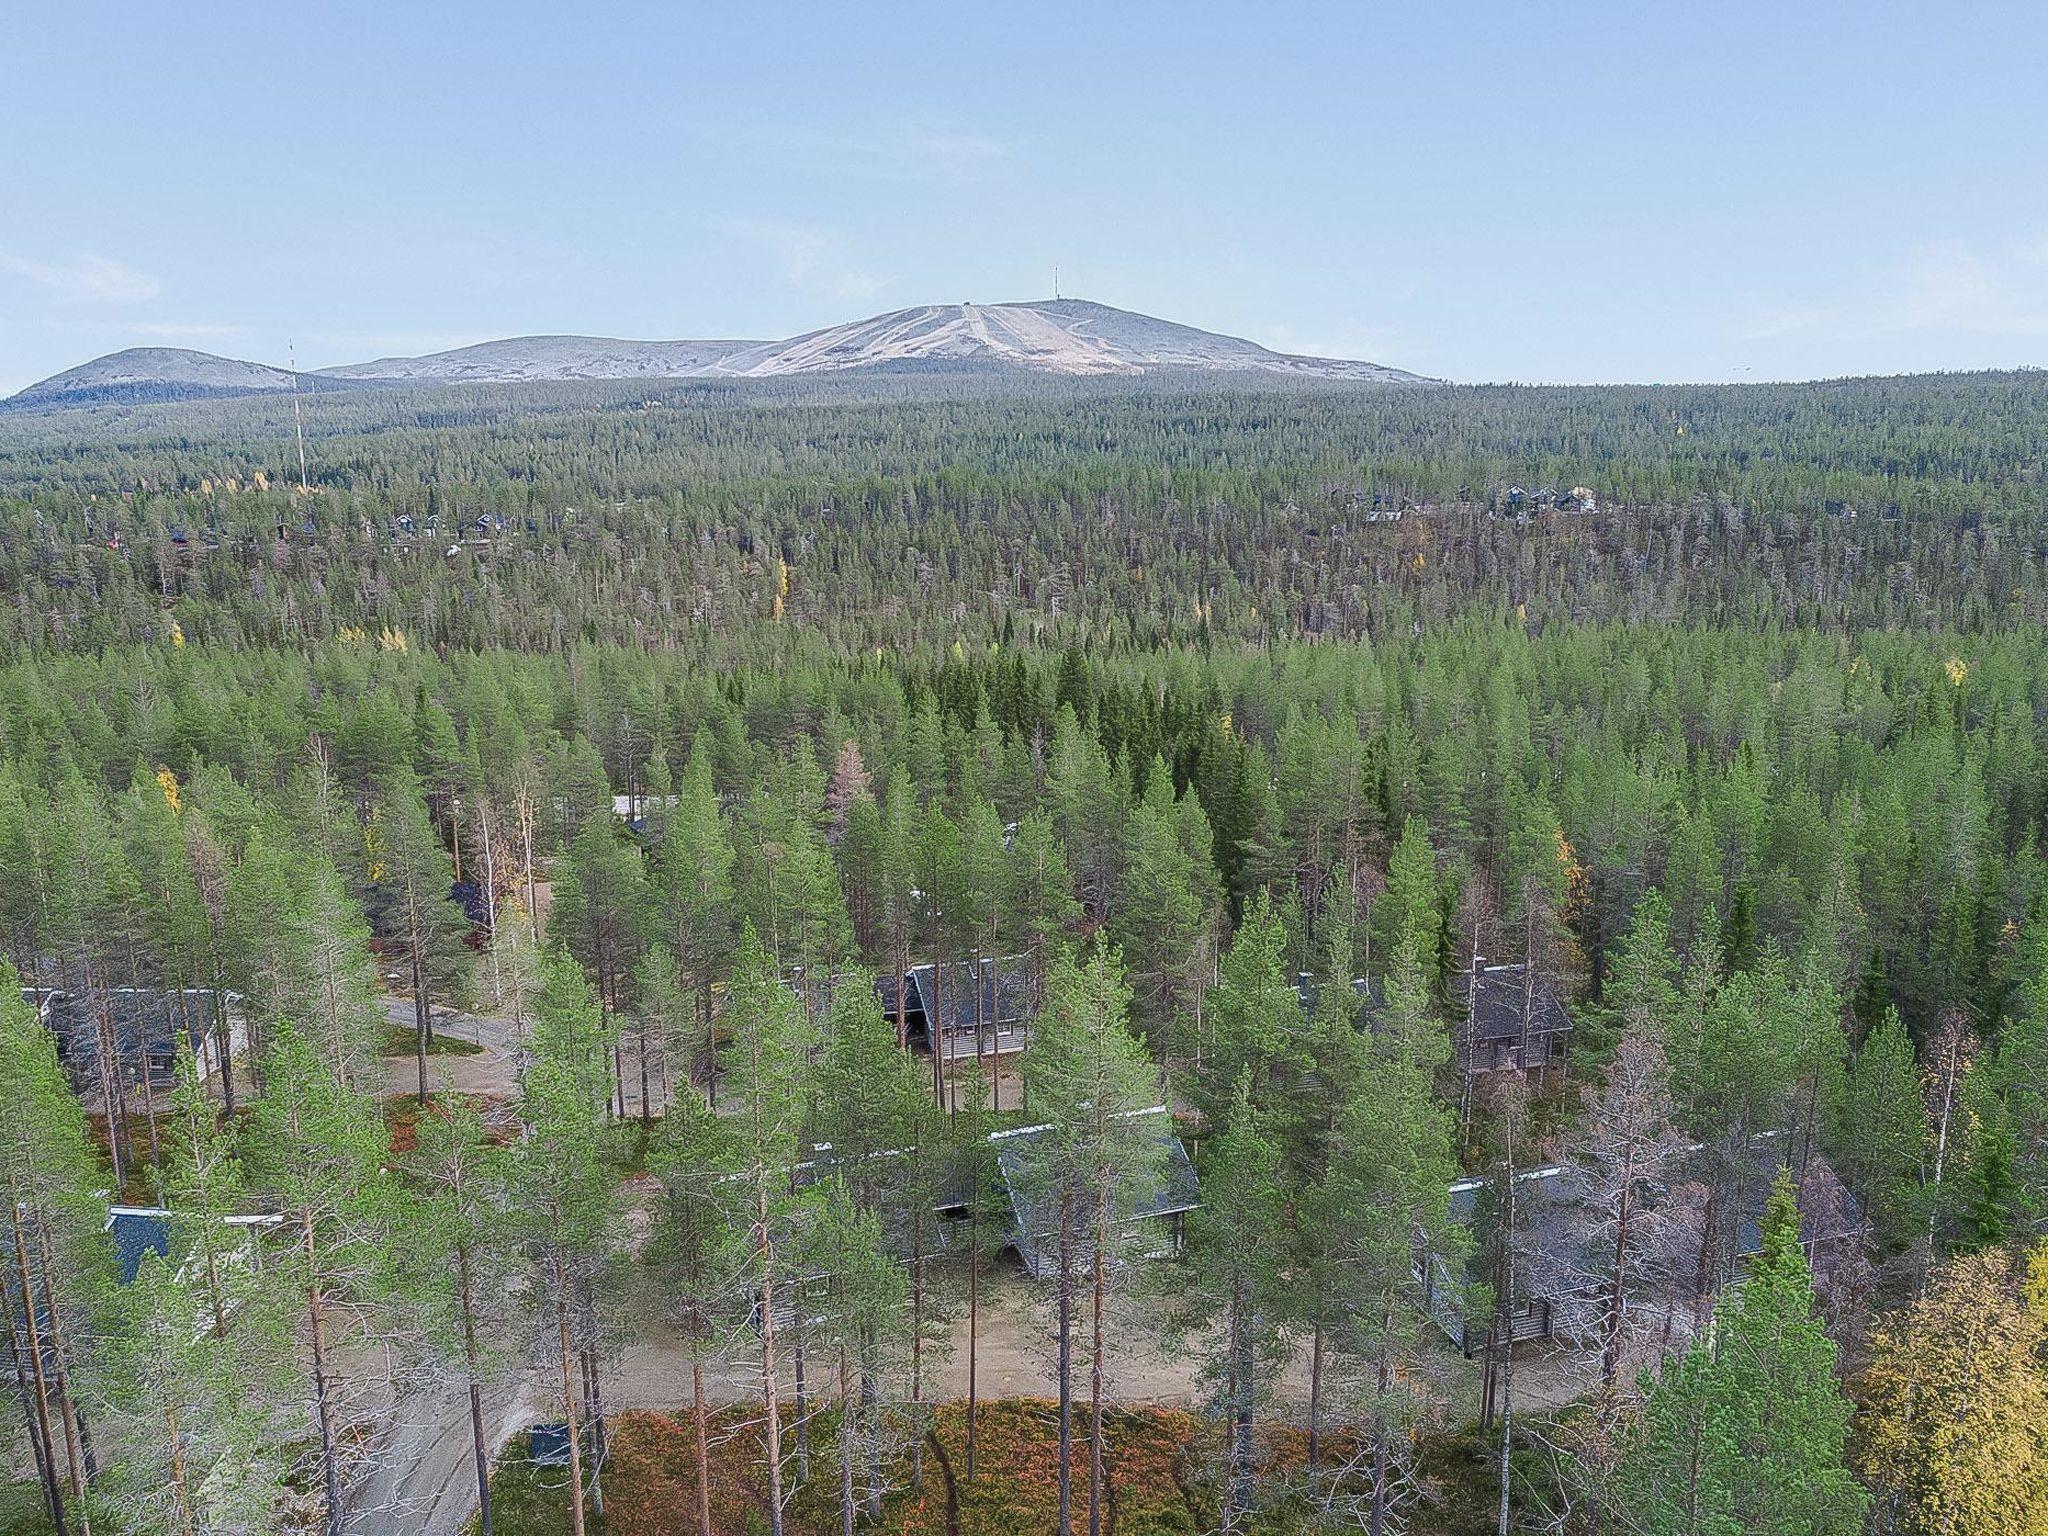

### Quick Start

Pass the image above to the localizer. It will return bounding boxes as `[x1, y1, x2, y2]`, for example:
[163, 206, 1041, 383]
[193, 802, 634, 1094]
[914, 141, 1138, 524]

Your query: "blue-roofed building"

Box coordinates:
[527, 1424, 573, 1466]
[106, 1207, 173, 1284]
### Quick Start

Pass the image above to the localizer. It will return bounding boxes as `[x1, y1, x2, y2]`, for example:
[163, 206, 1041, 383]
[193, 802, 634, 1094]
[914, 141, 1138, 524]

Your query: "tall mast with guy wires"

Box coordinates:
[288, 340, 309, 492]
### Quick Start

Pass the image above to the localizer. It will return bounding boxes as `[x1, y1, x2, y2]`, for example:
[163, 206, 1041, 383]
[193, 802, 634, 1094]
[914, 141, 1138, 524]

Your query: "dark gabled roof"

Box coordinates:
[1293, 972, 1386, 1018]
[37, 988, 218, 1066]
[992, 1108, 1200, 1278]
[901, 957, 1033, 1034]
[106, 1208, 172, 1285]
[1447, 1148, 1864, 1261]
[1460, 965, 1571, 1044]
[874, 973, 913, 1020]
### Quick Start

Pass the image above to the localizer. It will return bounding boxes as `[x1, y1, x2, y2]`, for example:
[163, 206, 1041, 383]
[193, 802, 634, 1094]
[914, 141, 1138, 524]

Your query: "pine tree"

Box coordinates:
[1194, 890, 1304, 1125]
[649, 1091, 750, 1536]
[1021, 943, 1168, 1536]
[246, 1023, 392, 1536]
[1826, 1007, 1927, 1251]
[719, 925, 818, 1536]
[801, 1177, 907, 1536]
[1304, 942, 1463, 1536]
[509, 954, 623, 1536]
[397, 1099, 514, 1536]
[1178, 1072, 1288, 1528]
[554, 813, 651, 1116]
[1114, 767, 1215, 1054]
[1605, 1172, 1865, 1536]
[1, 965, 113, 1534]
[373, 769, 472, 1104]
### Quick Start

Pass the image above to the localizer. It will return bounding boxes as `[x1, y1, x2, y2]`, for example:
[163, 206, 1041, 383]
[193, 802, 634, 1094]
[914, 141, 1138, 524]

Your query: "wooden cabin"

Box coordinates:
[1424, 1156, 1867, 1355]
[1454, 961, 1572, 1074]
[24, 986, 231, 1091]
[1293, 963, 1569, 1076]
[874, 957, 1033, 1063]
[991, 1107, 1201, 1279]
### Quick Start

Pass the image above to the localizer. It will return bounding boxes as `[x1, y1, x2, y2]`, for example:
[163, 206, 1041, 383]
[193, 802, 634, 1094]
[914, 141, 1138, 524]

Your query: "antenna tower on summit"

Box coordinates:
[1054, 265, 1061, 300]
[288, 341, 310, 493]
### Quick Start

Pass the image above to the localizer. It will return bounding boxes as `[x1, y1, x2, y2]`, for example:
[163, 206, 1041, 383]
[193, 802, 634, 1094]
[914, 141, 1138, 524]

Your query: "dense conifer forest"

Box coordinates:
[4, 374, 2048, 1534]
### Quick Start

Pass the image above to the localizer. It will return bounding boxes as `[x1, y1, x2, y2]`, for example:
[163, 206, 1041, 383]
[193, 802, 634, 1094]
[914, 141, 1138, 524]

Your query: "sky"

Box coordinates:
[5, 1, 2048, 393]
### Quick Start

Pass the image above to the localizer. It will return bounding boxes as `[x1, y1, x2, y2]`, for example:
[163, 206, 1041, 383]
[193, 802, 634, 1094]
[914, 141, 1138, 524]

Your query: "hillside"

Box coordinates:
[6, 347, 309, 409]
[5, 299, 1429, 409]
[315, 334, 760, 384]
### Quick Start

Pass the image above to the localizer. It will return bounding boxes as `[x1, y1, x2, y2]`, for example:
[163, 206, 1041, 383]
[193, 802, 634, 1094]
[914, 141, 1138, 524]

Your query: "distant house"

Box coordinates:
[1454, 962, 1571, 1074]
[788, 1108, 1201, 1280]
[1293, 971, 1385, 1019]
[992, 1107, 1201, 1279]
[1291, 962, 1570, 1076]
[609, 792, 677, 834]
[26, 987, 231, 1091]
[780, 965, 848, 1029]
[1423, 1155, 1867, 1355]
[874, 957, 1034, 1063]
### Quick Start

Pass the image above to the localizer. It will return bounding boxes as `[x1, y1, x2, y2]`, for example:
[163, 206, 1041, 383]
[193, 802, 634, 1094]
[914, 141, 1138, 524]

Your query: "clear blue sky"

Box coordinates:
[6, 1, 2047, 392]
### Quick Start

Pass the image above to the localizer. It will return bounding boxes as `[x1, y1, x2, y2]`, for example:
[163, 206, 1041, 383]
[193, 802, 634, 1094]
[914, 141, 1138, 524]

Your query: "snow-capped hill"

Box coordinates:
[5, 300, 1432, 409]
[8, 347, 304, 408]
[714, 300, 1425, 381]
[315, 335, 762, 384]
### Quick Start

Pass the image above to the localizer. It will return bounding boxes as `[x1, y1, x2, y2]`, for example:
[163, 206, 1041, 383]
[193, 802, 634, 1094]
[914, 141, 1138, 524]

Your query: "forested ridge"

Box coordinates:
[4, 377, 2048, 1535]
[5, 372, 2048, 650]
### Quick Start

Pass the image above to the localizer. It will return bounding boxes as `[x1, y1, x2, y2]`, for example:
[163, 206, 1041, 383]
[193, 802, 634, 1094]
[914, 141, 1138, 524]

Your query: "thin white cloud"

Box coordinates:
[1748, 234, 2048, 343]
[0, 251, 161, 304]
[712, 218, 888, 303]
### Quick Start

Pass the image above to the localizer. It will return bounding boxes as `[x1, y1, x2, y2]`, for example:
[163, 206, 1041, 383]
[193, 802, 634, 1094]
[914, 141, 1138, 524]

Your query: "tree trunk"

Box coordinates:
[1368, 1323, 1393, 1536]
[554, 1273, 587, 1536]
[910, 1230, 926, 1491]
[1306, 1312, 1324, 1474]
[213, 975, 238, 1118]
[691, 1354, 713, 1536]
[30, 1218, 91, 1536]
[1603, 1178, 1633, 1387]
[1227, 1282, 1252, 1527]
[757, 1180, 787, 1536]
[838, 1344, 855, 1536]
[410, 924, 432, 1106]
[792, 1300, 811, 1480]
[1088, 1197, 1108, 1536]
[1056, 1205, 1074, 1536]
[967, 1197, 980, 1480]
[457, 1237, 494, 1536]
[8, 1208, 68, 1535]
[581, 1344, 607, 1519]
[302, 1214, 343, 1536]
[164, 1401, 196, 1536]
[1495, 1130, 1517, 1536]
